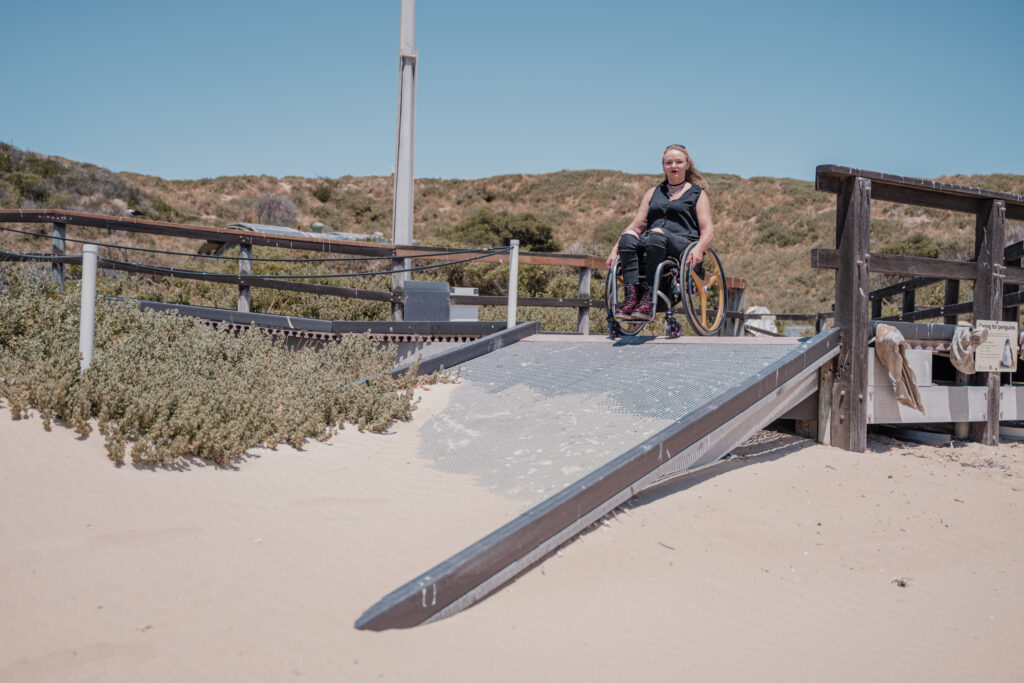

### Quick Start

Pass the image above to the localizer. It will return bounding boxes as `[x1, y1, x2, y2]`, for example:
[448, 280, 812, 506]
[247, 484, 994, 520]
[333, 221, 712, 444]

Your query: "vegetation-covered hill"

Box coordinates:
[3, 142, 1022, 317]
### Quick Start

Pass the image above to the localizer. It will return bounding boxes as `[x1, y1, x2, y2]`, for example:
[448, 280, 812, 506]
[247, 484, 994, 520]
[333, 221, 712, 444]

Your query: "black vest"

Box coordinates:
[647, 182, 702, 241]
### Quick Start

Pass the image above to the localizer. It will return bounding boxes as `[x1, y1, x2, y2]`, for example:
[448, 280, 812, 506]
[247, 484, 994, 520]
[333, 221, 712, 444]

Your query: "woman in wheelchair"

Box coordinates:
[605, 144, 715, 320]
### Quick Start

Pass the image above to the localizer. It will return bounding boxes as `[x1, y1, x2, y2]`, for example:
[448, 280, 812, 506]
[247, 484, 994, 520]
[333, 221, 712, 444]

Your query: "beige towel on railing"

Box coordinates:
[950, 324, 988, 375]
[875, 324, 925, 414]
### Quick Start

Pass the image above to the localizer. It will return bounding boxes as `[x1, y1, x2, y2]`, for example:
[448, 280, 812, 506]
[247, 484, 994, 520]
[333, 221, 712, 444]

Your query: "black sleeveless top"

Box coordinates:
[647, 181, 702, 242]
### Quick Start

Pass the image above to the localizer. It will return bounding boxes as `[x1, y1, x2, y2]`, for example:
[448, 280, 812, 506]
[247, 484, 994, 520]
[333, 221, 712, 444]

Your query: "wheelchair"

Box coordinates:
[605, 242, 727, 337]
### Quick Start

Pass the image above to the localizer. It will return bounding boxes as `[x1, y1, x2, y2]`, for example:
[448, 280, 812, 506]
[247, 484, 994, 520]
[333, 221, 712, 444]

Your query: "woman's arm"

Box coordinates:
[605, 187, 656, 269]
[685, 190, 715, 269]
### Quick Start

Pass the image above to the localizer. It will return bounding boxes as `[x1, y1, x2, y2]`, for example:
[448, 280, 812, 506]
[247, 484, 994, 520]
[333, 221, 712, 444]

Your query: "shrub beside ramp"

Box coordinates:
[356, 329, 840, 630]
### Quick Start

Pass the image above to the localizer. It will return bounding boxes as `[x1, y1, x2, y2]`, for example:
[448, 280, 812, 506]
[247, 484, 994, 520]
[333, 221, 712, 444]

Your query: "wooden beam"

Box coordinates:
[831, 176, 871, 452]
[98, 259, 400, 302]
[901, 288, 915, 318]
[812, 249, 978, 280]
[970, 199, 1006, 445]
[51, 223, 66, 292]
[876, 300, 973, 323]
[816, 165, 1024, 216]
[869, 275, 942, 300]
[944, 279, 961, 325]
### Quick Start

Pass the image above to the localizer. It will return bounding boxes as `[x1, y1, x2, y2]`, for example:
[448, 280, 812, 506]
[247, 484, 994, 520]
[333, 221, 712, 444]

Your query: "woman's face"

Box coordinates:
[662, 149, 689, 183]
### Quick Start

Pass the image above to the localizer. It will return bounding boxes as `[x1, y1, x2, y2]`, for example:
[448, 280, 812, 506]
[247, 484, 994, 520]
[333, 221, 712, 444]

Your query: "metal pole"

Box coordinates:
[507, 240, 520, 329]
[577, 266, 591, 335]
[79, 245, 98, 374]
[237, 244, 252, 313]
[391, 0, 417, 321]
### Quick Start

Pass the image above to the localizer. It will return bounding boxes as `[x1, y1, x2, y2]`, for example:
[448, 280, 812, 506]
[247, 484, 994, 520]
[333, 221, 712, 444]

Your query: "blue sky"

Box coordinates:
[3, 0, 1021, 182]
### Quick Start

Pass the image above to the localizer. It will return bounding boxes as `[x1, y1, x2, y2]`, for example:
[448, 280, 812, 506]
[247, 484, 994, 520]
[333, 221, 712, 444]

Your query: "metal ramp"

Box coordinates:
[356, 329, 840, 630]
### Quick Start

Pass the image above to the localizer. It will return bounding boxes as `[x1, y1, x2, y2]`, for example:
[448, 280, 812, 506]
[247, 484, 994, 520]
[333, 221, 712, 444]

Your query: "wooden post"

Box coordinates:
[831, 176, 871, 452]
[817, 359, 835, 446]
[51, 223, 66, 292]
[901, 288, 915, 320]
[238, 244, 252, 313]
[954, 370, 969, 440]
[726, 284, 746, 337]
[944, 280, 960, 325]
[577, 266, 591, 335]
[970, 199, 1006, 445]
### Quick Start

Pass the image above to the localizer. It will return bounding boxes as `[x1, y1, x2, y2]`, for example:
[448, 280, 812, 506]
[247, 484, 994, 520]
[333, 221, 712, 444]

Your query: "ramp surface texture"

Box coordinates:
[419, 336, 799, 506]
[357, 331, 838, 630]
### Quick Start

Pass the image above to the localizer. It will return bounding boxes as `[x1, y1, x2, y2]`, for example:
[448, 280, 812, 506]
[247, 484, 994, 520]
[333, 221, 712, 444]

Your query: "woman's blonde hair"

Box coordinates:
[663, 144, 708, 191]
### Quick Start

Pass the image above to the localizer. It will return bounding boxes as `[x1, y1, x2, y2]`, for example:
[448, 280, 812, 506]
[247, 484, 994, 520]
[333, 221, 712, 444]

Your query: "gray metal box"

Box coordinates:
[404, 281, 451, 321]
[450, 286, 479, 322]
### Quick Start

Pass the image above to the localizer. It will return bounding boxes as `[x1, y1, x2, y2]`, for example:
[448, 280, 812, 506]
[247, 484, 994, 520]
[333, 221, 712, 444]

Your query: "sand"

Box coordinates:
[1, 385, 1022, 682]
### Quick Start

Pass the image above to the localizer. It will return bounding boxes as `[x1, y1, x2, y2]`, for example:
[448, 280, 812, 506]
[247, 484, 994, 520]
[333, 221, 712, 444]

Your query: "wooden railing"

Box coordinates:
[0, 208, 746, 335]
[812, 165, 1024, 451]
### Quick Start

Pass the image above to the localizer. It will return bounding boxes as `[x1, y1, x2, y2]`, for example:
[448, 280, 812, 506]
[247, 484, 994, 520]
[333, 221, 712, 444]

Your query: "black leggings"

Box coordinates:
[617, 230, 693, 287]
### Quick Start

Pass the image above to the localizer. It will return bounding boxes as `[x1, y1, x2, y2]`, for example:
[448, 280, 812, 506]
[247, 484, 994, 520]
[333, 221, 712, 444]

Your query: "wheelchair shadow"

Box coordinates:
[609, 335, 661, 346]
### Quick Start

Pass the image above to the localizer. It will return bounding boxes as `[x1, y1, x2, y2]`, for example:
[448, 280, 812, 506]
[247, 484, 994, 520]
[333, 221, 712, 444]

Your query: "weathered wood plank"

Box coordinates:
[51, 223, 66, 292]
[944, 279, 961, 325]
[98, 259, 400, 302]
[970, 199, 1006, 445]
[901, 288, 915, 317]
[867, 385, 989, 423]
[813, 249, 979, 280]
[832, 176, 871, 452]
[817, 165, 1024, 212]
[876, 300, 973, 322]
[870, 275, 942, 300]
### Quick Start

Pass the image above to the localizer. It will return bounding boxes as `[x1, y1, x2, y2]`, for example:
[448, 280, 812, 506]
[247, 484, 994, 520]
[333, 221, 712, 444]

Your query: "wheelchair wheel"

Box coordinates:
[605, 258, 647, 337]
[681, 244, 727, 336]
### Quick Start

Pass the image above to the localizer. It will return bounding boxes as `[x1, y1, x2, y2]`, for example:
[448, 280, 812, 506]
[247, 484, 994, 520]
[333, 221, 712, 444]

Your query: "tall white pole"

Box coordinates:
[79, 244, 98, 374]
[391, 0, 417, 320]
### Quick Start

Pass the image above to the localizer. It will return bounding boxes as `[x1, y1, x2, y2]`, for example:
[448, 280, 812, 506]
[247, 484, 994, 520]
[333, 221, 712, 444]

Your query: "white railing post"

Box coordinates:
[238, 243, 252, 312]
[79, 244, 98, 374]
[507, 240, 520, 329]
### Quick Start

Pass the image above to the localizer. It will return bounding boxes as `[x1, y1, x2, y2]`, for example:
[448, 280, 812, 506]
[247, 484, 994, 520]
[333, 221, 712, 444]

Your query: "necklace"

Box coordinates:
[667, 181, 688, 197]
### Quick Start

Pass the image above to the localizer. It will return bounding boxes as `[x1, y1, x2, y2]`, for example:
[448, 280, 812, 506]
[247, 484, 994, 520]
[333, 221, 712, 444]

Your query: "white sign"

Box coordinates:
[974, 320, 1019, 372]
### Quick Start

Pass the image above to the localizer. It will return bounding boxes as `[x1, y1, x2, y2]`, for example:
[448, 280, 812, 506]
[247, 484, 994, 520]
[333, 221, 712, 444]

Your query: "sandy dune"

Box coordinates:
[1, 385, 1022, 682]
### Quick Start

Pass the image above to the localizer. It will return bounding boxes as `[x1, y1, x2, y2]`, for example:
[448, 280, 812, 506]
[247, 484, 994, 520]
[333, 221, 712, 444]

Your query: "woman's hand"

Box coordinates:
[605, 246, 618, 270]
[685, 245, 704, 270]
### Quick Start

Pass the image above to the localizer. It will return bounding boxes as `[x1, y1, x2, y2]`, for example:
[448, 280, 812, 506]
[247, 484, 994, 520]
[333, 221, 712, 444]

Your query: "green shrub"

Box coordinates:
[446, 207, 561, 252]
[882, 232, 942, 259]
[0, 275, 447, 466]
[313, 184, 333, 203]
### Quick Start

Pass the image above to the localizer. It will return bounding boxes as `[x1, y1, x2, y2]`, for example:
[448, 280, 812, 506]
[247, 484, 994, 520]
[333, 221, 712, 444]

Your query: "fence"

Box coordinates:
[0, 209, 746, 335]
[811, 165, 1024, 451]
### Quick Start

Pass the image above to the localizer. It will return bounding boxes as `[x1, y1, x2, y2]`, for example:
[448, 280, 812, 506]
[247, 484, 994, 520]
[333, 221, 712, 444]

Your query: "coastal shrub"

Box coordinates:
[313, 183, 332, 203]
[0, 273, 446, 466]
[256, 194, 299, 226]
[882, 232, 942, 259]
[447, 208, 561, 252]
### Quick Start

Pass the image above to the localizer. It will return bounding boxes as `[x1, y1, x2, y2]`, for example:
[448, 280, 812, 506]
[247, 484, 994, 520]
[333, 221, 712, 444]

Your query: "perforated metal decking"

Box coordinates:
[356, 330, 840, 630]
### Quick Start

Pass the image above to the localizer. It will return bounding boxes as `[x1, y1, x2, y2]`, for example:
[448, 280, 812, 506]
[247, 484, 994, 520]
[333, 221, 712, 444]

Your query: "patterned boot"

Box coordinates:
[615, 284, 641, 319]
[631, 286, 654, 319]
